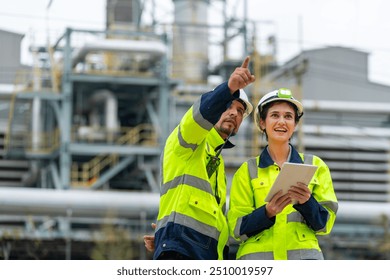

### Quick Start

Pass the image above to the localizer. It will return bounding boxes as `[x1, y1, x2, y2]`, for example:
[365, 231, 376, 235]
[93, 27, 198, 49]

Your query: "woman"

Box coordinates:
[227, 88, 338, 260]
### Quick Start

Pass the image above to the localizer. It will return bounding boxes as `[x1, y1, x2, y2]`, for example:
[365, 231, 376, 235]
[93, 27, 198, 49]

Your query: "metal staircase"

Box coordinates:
[71, 123, 157, 187]
[0, 96, 32, 187]
[4, 95, 32, 158]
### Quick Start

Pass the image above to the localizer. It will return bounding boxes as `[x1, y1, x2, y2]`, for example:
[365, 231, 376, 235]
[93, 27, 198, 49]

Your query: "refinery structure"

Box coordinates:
[0, 0, 390, 260]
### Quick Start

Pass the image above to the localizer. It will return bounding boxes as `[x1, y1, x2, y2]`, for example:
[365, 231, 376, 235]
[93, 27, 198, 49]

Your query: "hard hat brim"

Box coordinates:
[237, 89, 253, 118]
[254, 94, 304, 131]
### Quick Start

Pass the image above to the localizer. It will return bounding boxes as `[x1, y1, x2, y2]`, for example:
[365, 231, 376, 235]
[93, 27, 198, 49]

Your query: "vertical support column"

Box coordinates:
[242, 0, 248, 55]
[31, 97, 42, 151]
[158, 33, 170, 146]
[293, 58, 307, 154]
[222, 0, 228, 60]
[60, 28, 74, 189]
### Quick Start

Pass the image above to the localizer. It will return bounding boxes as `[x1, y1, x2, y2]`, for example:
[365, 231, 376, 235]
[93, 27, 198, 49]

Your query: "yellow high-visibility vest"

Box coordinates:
[228, 150, 338, 260]
[155, 103, 230, 260]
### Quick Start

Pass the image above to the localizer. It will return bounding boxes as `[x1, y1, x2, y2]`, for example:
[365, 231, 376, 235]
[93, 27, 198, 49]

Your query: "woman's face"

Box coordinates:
[259, 101, 297, 143]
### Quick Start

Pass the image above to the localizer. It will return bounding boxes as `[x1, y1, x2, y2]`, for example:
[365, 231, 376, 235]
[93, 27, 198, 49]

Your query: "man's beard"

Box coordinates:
[216, 122, 236, 137]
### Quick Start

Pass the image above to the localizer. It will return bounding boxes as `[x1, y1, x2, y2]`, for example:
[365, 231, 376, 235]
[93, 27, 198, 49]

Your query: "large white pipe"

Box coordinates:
[1, 187, 390, 226]
[89, 89, 119, 132]
[303, 125, 390, 138]
[0, 187, 160, 218]
[303, 100, 390, 113]
[72, 39, 167, 67]
[336, 201, 390, 224]
[31, 96, 41, 150]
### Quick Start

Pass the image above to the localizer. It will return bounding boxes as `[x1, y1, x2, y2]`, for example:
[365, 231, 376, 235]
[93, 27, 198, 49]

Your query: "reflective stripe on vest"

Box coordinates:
[304, 154, 313, 165]
[156, 211, 221, 241]
[178, 126, 198, 151]
[161, 174, 213, 196]
[239, 248, 324, 260]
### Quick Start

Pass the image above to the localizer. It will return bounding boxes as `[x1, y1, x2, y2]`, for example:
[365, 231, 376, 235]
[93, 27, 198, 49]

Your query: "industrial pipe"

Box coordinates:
[0, 187, 160, 218]
[1, 187, 390, 225]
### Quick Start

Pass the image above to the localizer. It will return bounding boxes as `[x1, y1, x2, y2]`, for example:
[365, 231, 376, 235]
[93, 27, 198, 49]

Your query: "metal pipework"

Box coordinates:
[0, 187, 160, 218]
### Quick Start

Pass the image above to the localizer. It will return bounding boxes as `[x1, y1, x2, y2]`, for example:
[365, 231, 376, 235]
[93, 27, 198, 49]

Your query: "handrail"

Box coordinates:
[5, 127, 60, 155]
[71, 123, 157, 187]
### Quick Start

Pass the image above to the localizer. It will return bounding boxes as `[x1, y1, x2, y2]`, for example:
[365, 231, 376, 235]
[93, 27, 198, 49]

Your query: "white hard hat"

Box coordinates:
[254, 88, 304, 131]
[236, 89, 253, 119]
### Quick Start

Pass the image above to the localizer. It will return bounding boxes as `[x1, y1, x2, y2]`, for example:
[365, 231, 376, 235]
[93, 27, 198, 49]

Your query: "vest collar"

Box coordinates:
[259, 144, 303, 168]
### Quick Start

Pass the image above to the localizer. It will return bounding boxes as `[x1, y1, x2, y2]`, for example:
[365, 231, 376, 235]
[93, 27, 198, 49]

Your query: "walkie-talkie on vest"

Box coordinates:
[206, 129, 233, 178]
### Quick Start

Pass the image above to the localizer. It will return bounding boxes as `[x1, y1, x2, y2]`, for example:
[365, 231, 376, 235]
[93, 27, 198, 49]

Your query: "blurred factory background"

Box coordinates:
[0, 0, 390, 260]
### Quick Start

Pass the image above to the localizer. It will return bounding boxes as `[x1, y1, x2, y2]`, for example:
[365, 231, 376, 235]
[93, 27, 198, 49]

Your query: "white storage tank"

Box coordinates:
[172, 0, 210, 84]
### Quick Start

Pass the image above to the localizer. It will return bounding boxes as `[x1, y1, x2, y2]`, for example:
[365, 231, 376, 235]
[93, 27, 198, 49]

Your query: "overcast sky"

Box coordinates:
[1, 0, 389, 86]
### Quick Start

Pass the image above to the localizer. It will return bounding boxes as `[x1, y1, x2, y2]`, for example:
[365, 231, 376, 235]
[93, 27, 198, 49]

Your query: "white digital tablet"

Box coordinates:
[264, 162, 318, 203]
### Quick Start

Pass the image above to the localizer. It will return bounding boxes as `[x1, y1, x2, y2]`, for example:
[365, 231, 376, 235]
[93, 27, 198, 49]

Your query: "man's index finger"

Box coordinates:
[241, 56, 250, 68]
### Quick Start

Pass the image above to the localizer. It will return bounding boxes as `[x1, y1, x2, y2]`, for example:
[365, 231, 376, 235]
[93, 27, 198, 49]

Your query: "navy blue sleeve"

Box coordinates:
[240, 206, 275, 237]
[199, 82, 239, 124]
[293, 196, 329, 231]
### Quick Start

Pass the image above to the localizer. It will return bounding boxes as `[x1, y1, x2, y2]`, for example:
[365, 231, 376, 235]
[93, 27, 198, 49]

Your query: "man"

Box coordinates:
[150, 56, 255, 260]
